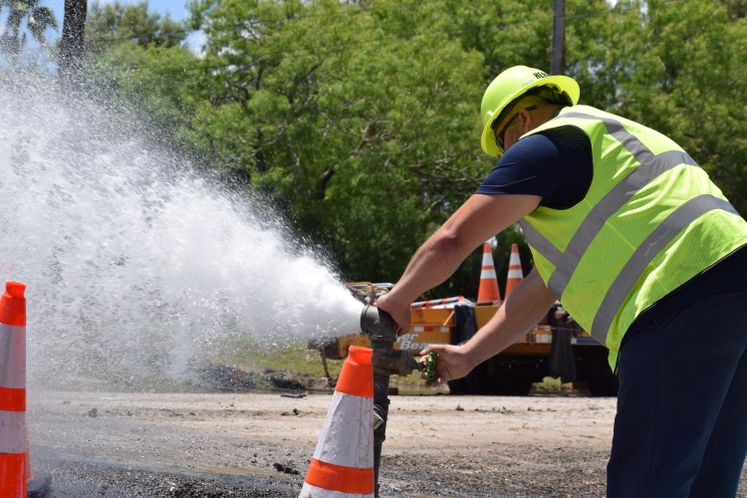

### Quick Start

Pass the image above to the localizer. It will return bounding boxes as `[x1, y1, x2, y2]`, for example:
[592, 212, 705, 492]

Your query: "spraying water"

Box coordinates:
[0, 71, 364, 389]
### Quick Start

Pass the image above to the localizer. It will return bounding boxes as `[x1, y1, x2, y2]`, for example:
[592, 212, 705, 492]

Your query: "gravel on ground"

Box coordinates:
[27, 390, 746, 498]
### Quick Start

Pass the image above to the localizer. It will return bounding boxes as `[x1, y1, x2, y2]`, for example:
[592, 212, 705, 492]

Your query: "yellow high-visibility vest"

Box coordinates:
[519, 105, 747, 366]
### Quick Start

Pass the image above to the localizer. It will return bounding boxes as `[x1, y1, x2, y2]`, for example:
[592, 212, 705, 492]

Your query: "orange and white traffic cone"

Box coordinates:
[0, 282, 28, 498]
[504, 243, 524, 299]
[0, 281, 51, 498]
[299, 345, 374, 498]
[477, 243, 501, 304]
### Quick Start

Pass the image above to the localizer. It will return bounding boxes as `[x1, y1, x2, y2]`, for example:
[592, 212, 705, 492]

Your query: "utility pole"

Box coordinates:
[550, 0, 565, 74]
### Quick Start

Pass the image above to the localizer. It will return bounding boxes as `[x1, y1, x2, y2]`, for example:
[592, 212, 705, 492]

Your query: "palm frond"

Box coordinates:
[28, 6, 58, 43]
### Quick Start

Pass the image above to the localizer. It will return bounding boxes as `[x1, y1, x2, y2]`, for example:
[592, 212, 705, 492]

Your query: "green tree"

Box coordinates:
[86, 1, 186, 53]
[85, 1, 197, 144]
[86, 0, 747, 298]
[641, 0, 746, 212]
[565, 0, 747, 212]
[185, 0, 491, 294]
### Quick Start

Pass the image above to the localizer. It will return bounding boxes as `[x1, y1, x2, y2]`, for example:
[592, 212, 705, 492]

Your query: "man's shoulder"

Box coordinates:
[487, 123, 593, 209]
[503, 125, 589, 165]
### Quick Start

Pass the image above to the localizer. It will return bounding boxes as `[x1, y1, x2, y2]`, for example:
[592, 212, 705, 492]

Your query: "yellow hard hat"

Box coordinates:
[480, 65, 580, 157]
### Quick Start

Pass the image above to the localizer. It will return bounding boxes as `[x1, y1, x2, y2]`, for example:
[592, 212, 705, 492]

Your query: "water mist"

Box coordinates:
[0, 72, 363, 389]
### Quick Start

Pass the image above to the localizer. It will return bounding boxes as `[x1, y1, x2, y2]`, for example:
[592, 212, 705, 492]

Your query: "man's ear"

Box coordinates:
[519, 108, 533, 133]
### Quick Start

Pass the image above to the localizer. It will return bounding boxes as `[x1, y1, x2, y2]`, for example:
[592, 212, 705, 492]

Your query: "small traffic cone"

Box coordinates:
[504, 244, 524, 299]
[299, 346, 374, 498]
[477, 243, 501, 304]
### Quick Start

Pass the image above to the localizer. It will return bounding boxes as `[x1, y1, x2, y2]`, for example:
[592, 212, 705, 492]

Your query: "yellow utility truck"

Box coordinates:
[312, 282, 618, 396]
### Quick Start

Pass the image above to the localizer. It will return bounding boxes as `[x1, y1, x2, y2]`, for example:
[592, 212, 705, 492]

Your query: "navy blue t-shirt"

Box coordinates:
[476, 126, 593, 209]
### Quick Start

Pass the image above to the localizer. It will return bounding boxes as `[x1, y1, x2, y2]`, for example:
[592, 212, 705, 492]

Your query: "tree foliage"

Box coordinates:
[84, 0, 747, 299]
[86, 1, 186, 52]
[0, 0, 57, 56]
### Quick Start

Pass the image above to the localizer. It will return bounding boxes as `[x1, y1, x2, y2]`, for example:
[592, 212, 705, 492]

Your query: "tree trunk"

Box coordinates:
[59, 0, 87, 85]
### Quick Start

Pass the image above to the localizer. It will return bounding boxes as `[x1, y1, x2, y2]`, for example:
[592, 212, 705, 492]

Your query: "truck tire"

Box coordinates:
[494, 377, 533, 396]
[447, 378, 469, 395]
[462, 359, 535, 396]
[464, 361, 498, 395]
[468, 374, 532, 396]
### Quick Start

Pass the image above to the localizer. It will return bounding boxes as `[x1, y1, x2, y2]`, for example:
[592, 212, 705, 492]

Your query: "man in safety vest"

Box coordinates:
[376, 65, 747, 497]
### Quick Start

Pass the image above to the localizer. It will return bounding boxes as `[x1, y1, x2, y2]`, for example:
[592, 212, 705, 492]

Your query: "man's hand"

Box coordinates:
[374, 291, 411, 335]
[419, 343, 474, 384]
[416, 269, 556, 387]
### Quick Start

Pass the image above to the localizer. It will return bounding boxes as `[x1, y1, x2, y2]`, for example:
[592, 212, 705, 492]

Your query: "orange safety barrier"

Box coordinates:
[410, 296, 467, 310]
[299, 345, 374, 498]
[477, 243, 501, 304]
[0, 282, 28, 498]
[505, 243, 524, 299]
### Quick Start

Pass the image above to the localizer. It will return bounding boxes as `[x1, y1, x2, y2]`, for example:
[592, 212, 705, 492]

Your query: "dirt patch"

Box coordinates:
[27, 391, 747, 497]
[194, 364, 329, 393]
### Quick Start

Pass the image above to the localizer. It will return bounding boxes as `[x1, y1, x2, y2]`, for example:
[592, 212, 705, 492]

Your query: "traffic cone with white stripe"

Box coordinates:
[299, 345, 374, 498]
[505, 244, 524, 299]
[0, 282, 51, 498]
[0, 282, 28, 497]
[477, 243, 501, 304]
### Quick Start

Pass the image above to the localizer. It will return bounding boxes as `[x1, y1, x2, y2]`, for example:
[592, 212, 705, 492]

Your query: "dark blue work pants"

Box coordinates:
[608, 281, 747, 497]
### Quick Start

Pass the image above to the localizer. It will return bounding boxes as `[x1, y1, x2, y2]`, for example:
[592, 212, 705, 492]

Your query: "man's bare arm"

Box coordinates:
[376, 193, 541, 328]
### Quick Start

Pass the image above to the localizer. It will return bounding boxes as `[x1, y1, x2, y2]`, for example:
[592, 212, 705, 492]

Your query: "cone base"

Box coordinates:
[28, 471, 52, 498]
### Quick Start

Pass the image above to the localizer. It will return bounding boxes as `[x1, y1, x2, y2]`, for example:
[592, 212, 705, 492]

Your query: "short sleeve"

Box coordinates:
[476, 125, 593, 210]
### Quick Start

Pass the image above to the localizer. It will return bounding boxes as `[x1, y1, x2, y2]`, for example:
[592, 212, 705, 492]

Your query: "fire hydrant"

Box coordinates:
[359, 305, 421, 497]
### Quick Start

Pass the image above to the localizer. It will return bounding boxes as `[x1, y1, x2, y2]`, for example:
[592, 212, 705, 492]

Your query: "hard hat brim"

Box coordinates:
[480, 75, 580, 157]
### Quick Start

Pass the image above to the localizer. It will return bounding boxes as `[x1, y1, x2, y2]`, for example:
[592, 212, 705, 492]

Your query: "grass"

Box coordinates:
[389, 370, 447, 395]
[213, 338, 574, 395]
[532, 376, 579, 393]
[208, 336, 443, 394]
[211, 337, 342, 377]
[210, 339, 577, 396]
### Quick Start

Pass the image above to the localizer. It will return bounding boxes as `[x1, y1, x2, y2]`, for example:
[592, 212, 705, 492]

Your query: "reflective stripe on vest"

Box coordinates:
[519, 111, 700, 298]
[518, 107, 745, 348]
[591, 194, 735, 336]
